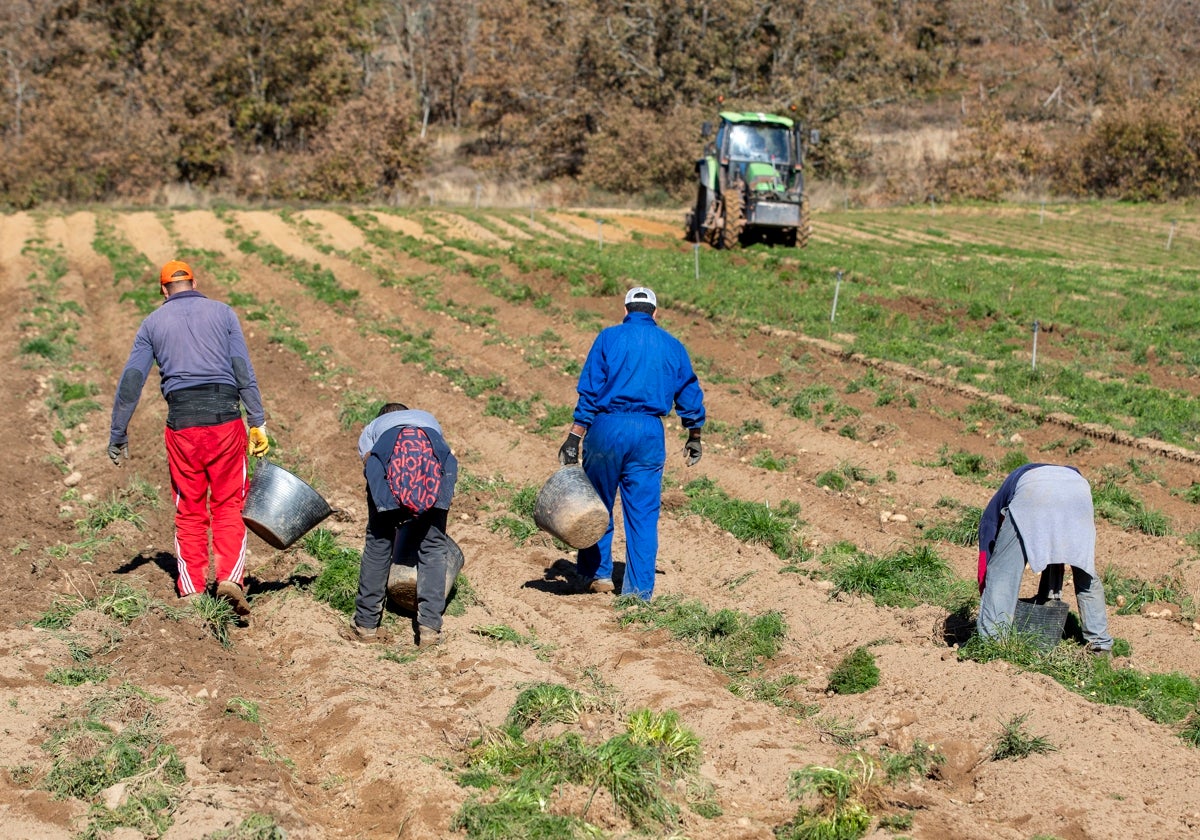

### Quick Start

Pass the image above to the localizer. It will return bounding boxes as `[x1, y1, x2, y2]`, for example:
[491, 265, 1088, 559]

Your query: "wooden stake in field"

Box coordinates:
[693, 243, 700, 280]
[1167, 221, 1176, 250]
[1032, 319, 1040, 369]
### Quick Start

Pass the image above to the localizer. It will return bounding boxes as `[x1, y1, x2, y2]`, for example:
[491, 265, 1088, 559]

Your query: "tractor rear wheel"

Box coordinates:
[720, 187, 745, 250]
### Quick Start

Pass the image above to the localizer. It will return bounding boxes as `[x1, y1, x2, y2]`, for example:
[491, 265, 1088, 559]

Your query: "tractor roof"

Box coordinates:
[719, 111, 794, 128]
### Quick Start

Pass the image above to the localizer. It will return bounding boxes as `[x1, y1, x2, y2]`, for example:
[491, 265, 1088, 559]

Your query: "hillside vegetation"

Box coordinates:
[4, 0, 1200, 206]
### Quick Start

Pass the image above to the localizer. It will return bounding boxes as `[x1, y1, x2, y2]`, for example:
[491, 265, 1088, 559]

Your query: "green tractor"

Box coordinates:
[685, 111, 815, 249]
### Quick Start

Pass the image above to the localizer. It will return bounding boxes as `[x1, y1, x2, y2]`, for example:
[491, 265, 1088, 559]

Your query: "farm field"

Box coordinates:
[1, 201, 1200, 840]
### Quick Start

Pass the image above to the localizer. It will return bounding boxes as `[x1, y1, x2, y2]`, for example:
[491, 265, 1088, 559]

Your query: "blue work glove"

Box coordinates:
[558, 432, 582, 465]
[683, 429, 702, 467]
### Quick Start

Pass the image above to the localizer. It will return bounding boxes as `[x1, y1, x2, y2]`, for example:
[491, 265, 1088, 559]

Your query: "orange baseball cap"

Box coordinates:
[159, 260, 195, 286]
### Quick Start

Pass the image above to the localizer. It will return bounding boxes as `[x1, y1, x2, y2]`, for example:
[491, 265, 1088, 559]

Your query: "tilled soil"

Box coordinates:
[1, 206, 1198, 840]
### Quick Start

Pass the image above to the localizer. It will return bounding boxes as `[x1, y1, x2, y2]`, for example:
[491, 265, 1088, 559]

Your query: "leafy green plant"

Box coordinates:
[303, 529, 361, 616]
[1102, 568, 1194, 620]
[827, 647, 880, 695]
[684, 476, 804, 559]
[813, 715, 868, 747]
[76, 493, 144, 535]
[1093, 480, 1171, 536]
[337, 390, 384, 430]
[728, 674, 815, 715]
[617, 595, 787, 677]
[505, 683, 585, 734]
[921, 500, 982, 547]
[35, 580, 154, 629]
[816, 470, 848, 492]
[878, 740, 944, 783]
[824, 543, 977, 613]
[225, 697, 261, 723]
[445, 574, 479, 617]
[991, 713, 1057, 760]
[455, 705, 706, 838]
[777, 755, 875, 840]
[751, 449, 794, 471]
[205, 813, 288, 840]
[46, 377, 100, 428]
[188, 594, 239, 648]
[46, 665, 111, 686]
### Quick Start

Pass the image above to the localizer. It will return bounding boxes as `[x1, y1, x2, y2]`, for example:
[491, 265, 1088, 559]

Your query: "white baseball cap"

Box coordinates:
[624, 286, 657, 308]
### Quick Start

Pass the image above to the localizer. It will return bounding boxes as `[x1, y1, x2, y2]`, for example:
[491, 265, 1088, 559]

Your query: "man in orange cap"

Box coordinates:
[108, 260, 269, 617]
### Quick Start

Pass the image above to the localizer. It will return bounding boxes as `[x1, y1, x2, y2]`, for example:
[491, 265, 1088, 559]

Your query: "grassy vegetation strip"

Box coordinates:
[818, 541, 978, 614]
[616, 595, 787, 678]
[683, 476, 806, 560]
[959, 633, 1200, 744]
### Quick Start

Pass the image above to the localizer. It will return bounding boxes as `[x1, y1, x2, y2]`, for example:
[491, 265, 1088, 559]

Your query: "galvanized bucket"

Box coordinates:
[242, 459, 333, 550]
[533, 465, 609, 549]
[1013, 598, 1069, 650]
[387, 533, 466, 612]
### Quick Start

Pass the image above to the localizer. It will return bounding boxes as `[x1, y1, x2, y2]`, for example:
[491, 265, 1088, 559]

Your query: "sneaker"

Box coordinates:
[216, 580, 251, 616]
[417, 624, 443, 648]
[339, 623, 390, 644]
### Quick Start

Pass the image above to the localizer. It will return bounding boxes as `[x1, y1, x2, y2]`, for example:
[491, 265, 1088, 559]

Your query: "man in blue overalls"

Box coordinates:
[558, 287, 706, 599]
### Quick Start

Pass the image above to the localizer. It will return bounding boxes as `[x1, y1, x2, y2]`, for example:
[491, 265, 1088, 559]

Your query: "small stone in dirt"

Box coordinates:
[891, 513, 908, 522]
[64, 471, 82, 487]
[101, 782, 128, 810]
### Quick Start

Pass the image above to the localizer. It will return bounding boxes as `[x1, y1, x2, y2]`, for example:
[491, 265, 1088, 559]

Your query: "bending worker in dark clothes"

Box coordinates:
[349, 403, 458, 647]
[977, 463, 1113, 654]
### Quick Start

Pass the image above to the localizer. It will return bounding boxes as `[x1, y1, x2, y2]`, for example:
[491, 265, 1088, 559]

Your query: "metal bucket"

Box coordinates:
[1013, 598, 1069, 650]
[387, 533, 465, 612]
[242, 460, 334, 550]
[533, 465, 609, 549]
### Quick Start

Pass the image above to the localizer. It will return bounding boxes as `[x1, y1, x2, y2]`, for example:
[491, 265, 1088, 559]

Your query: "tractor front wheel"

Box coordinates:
[719, 187, 745, 250]
[796, 196, 812, 248]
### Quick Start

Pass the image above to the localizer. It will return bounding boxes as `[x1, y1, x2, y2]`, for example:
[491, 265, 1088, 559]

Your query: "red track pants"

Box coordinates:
[164, 419, 249, 596]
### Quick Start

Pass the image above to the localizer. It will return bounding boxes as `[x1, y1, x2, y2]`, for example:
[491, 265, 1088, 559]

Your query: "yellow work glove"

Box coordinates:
[248, 425, 270, 458]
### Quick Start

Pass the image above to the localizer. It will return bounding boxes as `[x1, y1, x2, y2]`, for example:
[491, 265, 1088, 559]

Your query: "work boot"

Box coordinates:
[339, 623, 389, 644]
[575, 576, 614, 594]
[417, 624, 442, 648]
[216, 580, 251, 616]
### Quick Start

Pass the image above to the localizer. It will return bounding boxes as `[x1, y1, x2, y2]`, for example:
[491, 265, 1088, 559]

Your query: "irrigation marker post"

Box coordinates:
[693, 244, 700, 281]
[831, 270, 844, 323]
[1031, 320, 1040, 370]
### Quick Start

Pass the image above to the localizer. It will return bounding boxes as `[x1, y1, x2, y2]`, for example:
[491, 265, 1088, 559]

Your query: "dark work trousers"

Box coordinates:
[354, 493, 451, 632]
